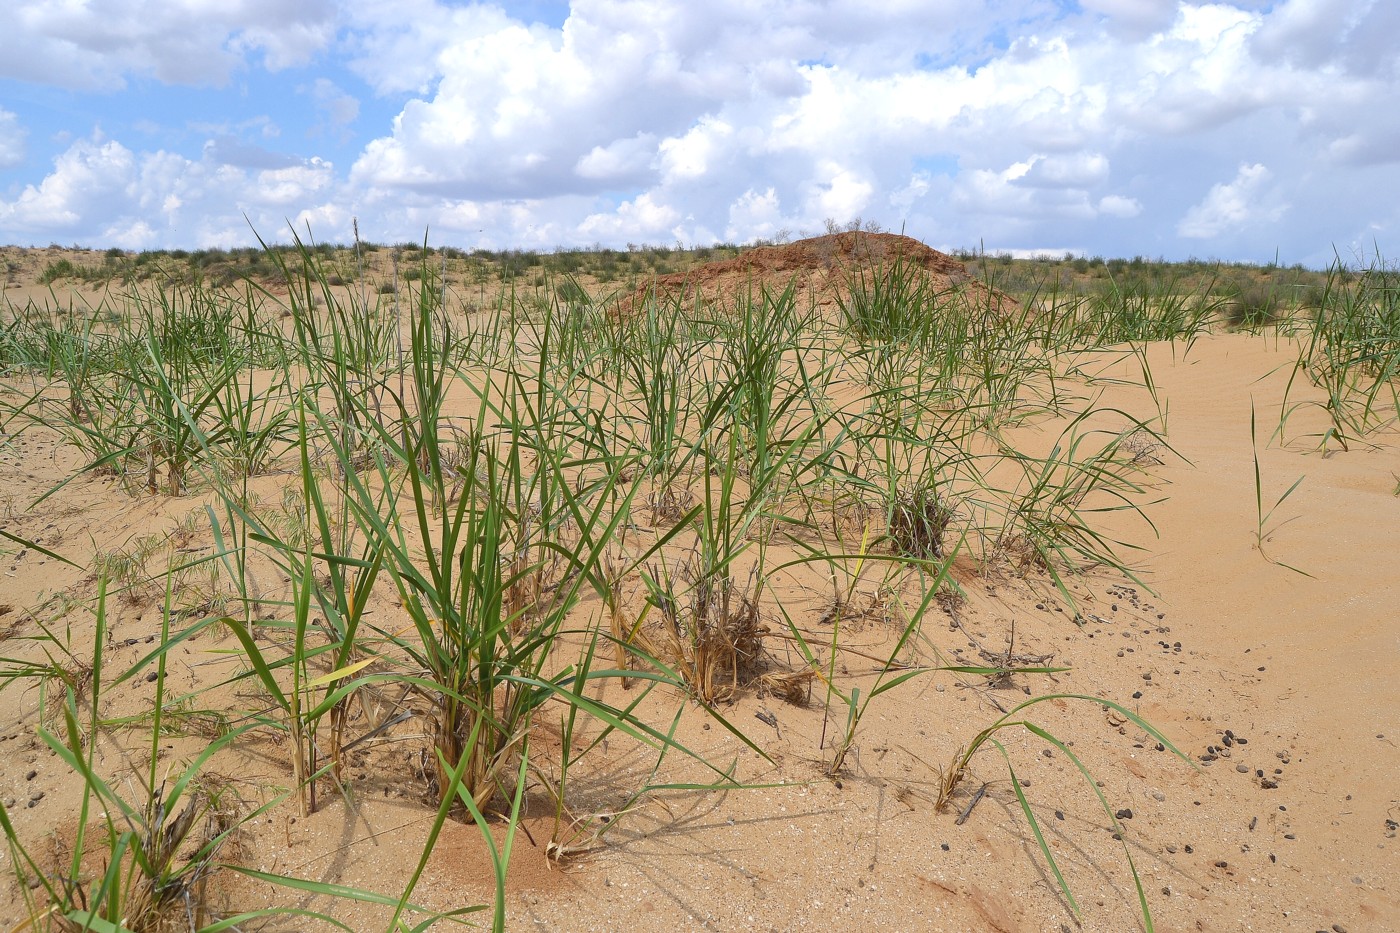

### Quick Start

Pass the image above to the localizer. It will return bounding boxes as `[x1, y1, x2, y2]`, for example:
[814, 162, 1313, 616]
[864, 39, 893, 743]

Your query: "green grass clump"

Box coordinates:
[0, 228, 1285, 932]
[1279, 254, 1400, 452]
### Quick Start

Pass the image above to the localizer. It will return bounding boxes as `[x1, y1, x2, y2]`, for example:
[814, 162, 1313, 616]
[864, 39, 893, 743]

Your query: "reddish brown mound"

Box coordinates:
[618, 231, 1014, 316]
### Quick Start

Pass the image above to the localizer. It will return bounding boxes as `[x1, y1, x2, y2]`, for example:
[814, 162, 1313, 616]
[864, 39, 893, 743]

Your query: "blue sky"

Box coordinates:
[0, 0, 1396, 267]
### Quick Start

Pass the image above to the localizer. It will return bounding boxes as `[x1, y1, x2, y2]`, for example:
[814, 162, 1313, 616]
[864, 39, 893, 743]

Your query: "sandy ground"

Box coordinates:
[0, 273, 1396, 932]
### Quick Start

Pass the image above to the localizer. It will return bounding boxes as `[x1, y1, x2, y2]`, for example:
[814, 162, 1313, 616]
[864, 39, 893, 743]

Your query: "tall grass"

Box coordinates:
[0, 230, 1214, 931]
[1280, 254, 1400, 452]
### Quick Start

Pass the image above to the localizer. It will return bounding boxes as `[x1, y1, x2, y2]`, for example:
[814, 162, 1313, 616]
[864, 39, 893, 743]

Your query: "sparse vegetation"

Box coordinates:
[0, 231, 1394, 932]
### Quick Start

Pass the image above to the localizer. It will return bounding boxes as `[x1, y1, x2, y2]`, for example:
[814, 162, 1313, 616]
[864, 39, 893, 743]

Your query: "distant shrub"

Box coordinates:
[39, 259, 79, 283]
[1297, 283, 1327, 310]
[1226, 281, 1282, 329]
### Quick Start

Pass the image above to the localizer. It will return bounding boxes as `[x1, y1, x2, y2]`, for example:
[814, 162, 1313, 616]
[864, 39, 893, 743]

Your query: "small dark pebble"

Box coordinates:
[940, 843, 950, 852]
[1333, 925, 1349, 933]
[1054, 810, 1064, 821]
[145, 671, 158, 683]
[1115, 808, 1134, 820]
[1262, 779, 1279, 789]
[24, 770, 36, 781]
[1284, 833, 1296, 840]
[1269, 853, 1276, 863]
[1132, 691, 1143, 699]
[1248, 816, 1257, 831]
[1184, 844, 1193, 853]
[1236, 764, 1250, 773]
[1214, 860, 1228, 868]
[1236, 737, 1248, 745]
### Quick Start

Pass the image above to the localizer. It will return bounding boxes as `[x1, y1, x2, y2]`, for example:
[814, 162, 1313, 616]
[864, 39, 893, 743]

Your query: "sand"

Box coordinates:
[0, 255, 1396, 932]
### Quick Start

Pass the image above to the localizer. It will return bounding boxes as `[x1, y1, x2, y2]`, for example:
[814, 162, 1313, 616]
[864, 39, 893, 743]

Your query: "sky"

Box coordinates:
[0, 0, 1395, 267]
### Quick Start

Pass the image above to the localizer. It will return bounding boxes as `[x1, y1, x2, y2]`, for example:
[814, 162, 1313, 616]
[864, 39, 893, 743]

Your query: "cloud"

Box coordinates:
[658, 119, 734, 183]
[575, 134, 658, 184]
[348, 4, 751, 200]
[310, 79, 360, 129]
[1177, 163, 1287, 238]
[1252, 0, 1400, 79]
[1079, 0, 1179, 39]
[725, 187, 787, 242]
[0, 134, 137, 231]
[1, 1, 1398, 265]
[203, 136, 301, 170]
[0, 132, 341, 247]
[1016, 152, 1111, 189]
[1098, 195, 1142, 219]
[1327, 126, 1400, 168]
[0, 109, 27, 169]
[954, 160, 1098, 225]
[578, 192, 680, 240]
[254, 160, 335, 206]
[807, 160, 874, 221]
[0, 0, 335, 90]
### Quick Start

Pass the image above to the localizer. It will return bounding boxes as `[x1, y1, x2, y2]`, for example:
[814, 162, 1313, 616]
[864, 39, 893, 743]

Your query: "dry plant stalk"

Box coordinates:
[757, 668, 815, 706]
[657, 561, 765, 705]
[934, 744, 968, 811]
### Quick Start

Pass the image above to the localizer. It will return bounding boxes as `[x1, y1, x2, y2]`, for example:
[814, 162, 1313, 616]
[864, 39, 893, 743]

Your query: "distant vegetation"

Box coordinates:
[19, 238, 1337, 322]
[0, 227, 1395, 931]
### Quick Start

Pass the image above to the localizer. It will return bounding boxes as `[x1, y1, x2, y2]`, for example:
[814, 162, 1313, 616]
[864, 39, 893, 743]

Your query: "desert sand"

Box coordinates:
[0, 241, 1395, 932]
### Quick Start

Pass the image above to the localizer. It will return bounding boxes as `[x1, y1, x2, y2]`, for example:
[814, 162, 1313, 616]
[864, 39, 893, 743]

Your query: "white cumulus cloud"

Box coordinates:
[0, 0, 335, 89]
[0, 0, 1396, 265]
[0, 109, 27, 169]
[1098, 195, 1142, 219]
[1177, 163, 1287, 238]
